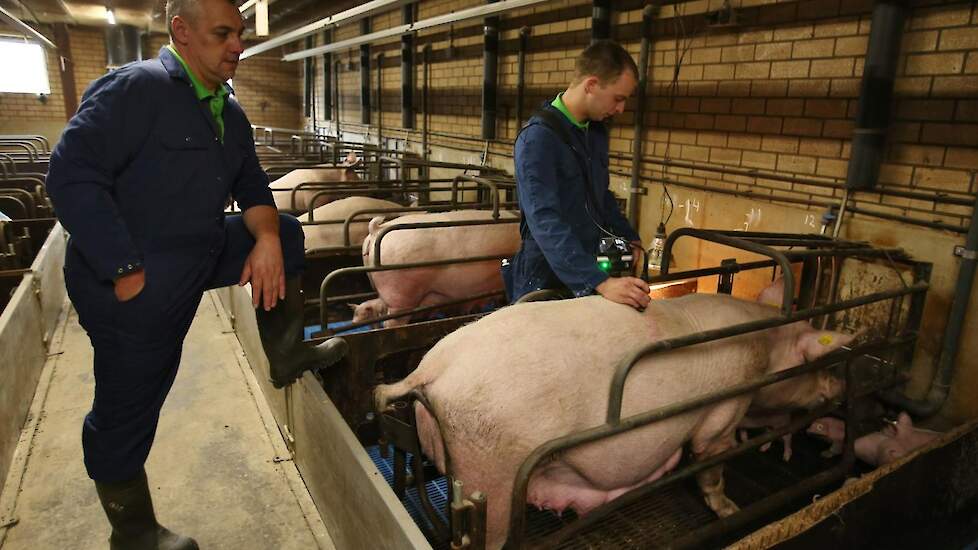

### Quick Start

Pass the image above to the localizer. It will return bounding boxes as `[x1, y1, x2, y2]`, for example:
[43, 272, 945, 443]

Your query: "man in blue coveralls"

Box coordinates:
[508, 40, 651, 310]
[45, 0, 346, 547]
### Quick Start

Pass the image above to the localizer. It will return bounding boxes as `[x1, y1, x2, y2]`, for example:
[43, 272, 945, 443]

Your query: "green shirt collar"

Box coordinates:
[166, 45, 229, 101]
[551, 92, 589, 129]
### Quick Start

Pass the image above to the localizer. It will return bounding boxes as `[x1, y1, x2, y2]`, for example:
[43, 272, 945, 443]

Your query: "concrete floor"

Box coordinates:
[0, 292, 335, 549]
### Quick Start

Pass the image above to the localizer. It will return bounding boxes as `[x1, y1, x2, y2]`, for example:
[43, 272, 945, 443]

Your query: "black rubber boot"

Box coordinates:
[256, 276, 348, 388]
[94, 470, 198, 550]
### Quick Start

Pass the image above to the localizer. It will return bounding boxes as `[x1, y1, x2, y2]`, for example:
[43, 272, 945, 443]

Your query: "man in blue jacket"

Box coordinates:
[45, 0, 346, 547]
[509, 40, 651, 309]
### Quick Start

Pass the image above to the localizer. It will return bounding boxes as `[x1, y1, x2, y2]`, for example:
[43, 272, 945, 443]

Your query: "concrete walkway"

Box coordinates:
[0, 292, 334, 550]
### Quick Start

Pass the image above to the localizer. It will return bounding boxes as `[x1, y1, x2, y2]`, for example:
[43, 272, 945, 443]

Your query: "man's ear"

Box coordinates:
[170, 16, 190, 45]
[583, 75, 600, 94]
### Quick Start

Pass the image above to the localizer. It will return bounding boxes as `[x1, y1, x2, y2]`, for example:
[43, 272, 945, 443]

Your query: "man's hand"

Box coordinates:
[239, 235, 286, 311]
[596, 276, 650, 310]
[114, 269, 145, 302]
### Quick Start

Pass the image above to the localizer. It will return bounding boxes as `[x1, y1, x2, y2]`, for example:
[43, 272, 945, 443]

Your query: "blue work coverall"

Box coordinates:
[508, 103, 640, 300]
[46, 47, 305, 482]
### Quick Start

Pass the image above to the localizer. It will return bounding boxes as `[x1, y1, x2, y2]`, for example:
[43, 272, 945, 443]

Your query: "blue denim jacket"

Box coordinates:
[508, 103, 640, 300]
[46, 47, 274, 283]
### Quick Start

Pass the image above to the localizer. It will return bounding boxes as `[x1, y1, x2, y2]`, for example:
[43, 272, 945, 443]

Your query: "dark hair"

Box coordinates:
[166, 0, 236, 38]
[573, 40, 639, 85]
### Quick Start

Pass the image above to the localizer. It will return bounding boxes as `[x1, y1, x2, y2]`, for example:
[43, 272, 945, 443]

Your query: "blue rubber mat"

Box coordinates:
[366, 444, 450, 547]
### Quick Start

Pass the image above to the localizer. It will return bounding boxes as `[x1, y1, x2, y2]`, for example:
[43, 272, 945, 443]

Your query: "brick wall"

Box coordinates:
[0, 26, 300, 142]
[300, 0, 977, 231]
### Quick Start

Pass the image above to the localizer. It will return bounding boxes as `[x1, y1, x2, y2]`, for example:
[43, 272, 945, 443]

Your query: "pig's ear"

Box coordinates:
[756, 277, 786, 307]
[799, 330, 855, 362]
[347, 303, 360, 312]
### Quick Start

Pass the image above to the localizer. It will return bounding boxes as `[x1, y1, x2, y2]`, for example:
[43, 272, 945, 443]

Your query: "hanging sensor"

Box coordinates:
[647, 222, 667, 273]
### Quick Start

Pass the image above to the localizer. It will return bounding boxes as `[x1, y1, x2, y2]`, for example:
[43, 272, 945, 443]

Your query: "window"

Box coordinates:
[0, 39, 52, 94]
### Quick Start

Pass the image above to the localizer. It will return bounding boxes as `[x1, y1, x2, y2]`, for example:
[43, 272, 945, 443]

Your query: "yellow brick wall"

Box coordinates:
[301, 0, 977, 233]
[0, 26, 300, 142]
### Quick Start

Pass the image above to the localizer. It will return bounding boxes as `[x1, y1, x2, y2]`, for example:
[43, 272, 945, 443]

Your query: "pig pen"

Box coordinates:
[298, 174, 517, 332]
[219, 228, 978, 549]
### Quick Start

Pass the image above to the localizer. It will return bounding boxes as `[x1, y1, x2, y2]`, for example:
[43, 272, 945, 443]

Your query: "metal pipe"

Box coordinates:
[515, 27, 529, 129]
[376, 52, 384, 146]
[609, 155, 976, 206]
[422, 44, 430, 163]
[241, 0, 412, 59]
[846, 0, 907, 191]
[481, 2, 499, 139]
[401, 3, 415, 129]
[323, 29, 333, 122]
[627, 4, 655, 227]
[303, 36, 314, 119]
[881, 181, 978, 417]
[615, 170, 970, 234]
[832, 189, 849, 238]
[283, 0, 551, 61]
[360, 19, 371, 125]
[334, 60, 343, 139]
[328, 290, 503, 333]
[591, 0, 611, 42]
[0, 6, 57, 50]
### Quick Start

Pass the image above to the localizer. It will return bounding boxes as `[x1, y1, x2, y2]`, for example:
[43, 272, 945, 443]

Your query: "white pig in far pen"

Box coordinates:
[301, 197, 404, 251]
[354, 210, 521, 328]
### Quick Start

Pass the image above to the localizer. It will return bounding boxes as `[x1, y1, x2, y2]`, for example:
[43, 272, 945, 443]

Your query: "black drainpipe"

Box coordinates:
[591, 0, 611, 42]
[481, 0, 500, 139]
[845, 0, 906, 192]
[322, 29, 332, 122]
[515, 26, 530, 128]
[376, 52, 384, 148]
[882, 175, 978, 418]
[303, 35, 313, 120]
[360, 18, 371, 125]
[401, 3, 415, 129]
[628, 3, 657, 227]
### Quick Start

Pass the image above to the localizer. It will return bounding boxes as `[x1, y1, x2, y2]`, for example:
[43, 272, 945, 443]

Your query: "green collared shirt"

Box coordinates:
[551, 93, 589, 129]
[166, 45, 229, 142]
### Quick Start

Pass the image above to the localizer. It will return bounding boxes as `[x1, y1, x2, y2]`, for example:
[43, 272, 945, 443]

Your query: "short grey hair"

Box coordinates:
[166, 0, 237, 38]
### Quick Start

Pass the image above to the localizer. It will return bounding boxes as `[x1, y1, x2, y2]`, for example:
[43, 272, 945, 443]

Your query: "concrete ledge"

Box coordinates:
[0, 223, 66, 491]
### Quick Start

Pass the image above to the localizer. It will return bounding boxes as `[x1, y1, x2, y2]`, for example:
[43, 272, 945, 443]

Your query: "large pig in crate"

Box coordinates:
[301, 196, 403, 250]
[271, 154, 361, 213]
[355, 210, 521, 327]
[375, 292, 853, 548]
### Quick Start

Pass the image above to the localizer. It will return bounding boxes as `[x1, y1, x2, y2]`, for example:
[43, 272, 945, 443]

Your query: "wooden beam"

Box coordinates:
[51, 23, 77, 119]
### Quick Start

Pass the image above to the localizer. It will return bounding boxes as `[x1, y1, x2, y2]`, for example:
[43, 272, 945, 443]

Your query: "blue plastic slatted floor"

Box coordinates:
[366, 444, 451, 549]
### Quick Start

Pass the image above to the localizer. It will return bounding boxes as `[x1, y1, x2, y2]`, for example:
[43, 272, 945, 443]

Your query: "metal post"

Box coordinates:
[591, 0, 611, 42]
[481, 1, 499, 139]
[401, 3, 415, 129]
[515, 27, 529, 128]
[628, 4, 656, 227]
[360, 18, 371, 125]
